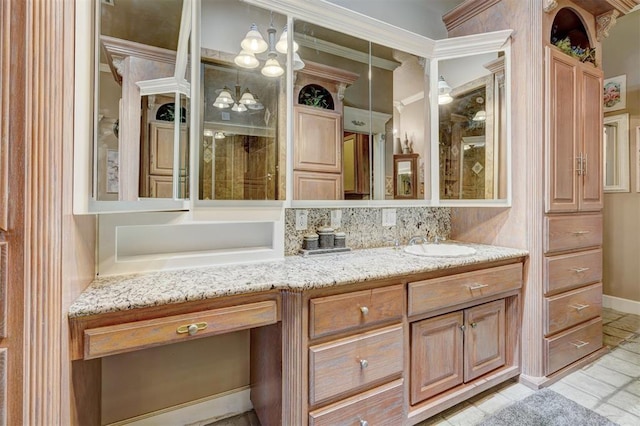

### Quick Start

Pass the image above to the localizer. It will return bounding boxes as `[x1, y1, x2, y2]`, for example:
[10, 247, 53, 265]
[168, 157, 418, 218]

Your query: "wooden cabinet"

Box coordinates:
[545, 46, 603, 213]
[406, 263, 522, 424]
[141, 121, 188, 198]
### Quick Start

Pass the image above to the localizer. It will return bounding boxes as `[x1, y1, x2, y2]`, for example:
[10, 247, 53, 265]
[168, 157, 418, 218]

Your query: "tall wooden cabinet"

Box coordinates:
[442, 0, 635, 388]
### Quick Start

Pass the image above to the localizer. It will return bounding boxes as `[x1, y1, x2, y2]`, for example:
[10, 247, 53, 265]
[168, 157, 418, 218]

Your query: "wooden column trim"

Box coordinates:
[596, 9, 620, 41]
[21, 0, 70, 423]
[0, 0, 8, 232]
[281, 291, 304, 425]
[522, 0, 545, 379]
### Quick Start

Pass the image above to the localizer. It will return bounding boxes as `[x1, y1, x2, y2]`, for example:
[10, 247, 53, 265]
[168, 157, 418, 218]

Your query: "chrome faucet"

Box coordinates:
[408, 235, 426, 245]
[432, 235, 446, 244]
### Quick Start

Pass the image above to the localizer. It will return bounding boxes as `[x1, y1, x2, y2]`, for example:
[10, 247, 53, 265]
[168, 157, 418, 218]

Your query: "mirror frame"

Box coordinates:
[603, 113, 630, 193]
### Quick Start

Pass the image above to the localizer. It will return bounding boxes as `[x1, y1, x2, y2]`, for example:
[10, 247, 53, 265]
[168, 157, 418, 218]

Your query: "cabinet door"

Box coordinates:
[294, 106, 342, 173]
[293, 170, 343, 200]
[578, 65, 603, 211]
[464, 299, 506, 382]
[545, 47, 578, 213]
[410, 311, 463, 404]
[343, 133, 370, 198]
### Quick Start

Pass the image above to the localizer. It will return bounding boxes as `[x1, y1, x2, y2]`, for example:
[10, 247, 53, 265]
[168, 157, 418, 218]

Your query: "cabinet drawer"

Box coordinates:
[310, 285, 403, 339]
[83, 300, 278, 359]
[545, 317, 602, 375]
[544, 249, 602, 295]
[545, 283, 601, 336]
[308, 379, 404, 426]
[408, 264, 522, 317]
[309, 324, 403, 406]
[544, 214, 602, 253]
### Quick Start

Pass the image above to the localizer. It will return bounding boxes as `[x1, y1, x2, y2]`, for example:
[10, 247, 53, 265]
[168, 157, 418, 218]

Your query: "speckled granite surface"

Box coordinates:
[284, 207, 451, 255]
[68, 242, 527, 319]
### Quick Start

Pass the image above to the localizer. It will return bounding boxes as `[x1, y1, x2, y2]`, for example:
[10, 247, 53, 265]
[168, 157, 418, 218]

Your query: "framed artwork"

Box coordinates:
[603, 74, 626, 112]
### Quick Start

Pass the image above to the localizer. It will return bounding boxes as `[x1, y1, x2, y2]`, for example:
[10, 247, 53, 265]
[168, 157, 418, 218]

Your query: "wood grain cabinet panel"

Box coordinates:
[544, 214, 602, 253]
[544, 248, 602, 295]
[545, 317, 602, 376]
[294, 106, 342, 173]
[0, 242, 5, 338]
[408, 264, 522, 317]
[308, 379, 404, 426]
[293, 170, 343, 200]
[308, 324, 403, 406]
[544, 283, 602, 336]
[83, 300, 278, 359]
[410, 311, 463, 404]
[464, 300, 506, 382]
[309, 285, 403, 339]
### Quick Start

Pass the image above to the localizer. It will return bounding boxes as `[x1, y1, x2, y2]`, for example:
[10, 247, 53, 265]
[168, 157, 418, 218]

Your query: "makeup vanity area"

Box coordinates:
[68, 0, 612, 424]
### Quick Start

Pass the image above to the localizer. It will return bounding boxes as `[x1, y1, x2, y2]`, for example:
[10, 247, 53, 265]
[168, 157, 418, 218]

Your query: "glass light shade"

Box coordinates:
[438, 93, 453, 105]
[234, 50, 259, 69]
[275, 26, 299, 54]
[261, 57, 284, 77]
[247, 96, 264, 110]
[240, 24, 268, 53]
[239, 89, 257, 105]
[203, 130, 214, 137]
[231, 103, 247, 112]
[214, 131, 225, 139]
[213, 99, 231, 109]
[293, 52, 305, 71]
[472, 110, 487, 121]
[217, 87, 233, 104]
[438, 76, 452, 95]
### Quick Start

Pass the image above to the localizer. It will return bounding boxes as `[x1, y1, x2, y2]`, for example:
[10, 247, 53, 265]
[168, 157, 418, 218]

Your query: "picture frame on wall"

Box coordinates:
[603, 74, 626, 112]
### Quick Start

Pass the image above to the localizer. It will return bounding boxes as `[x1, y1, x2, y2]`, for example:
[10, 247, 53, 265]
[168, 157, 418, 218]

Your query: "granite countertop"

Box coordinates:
[68, 242, 528, 319]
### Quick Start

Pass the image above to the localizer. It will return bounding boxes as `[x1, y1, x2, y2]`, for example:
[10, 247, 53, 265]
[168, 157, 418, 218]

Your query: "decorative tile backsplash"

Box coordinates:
[284, 207, 451, 255]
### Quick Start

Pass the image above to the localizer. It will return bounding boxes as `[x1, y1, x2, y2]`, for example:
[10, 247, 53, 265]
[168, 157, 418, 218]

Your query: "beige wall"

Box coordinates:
[602, 10, 640, 302]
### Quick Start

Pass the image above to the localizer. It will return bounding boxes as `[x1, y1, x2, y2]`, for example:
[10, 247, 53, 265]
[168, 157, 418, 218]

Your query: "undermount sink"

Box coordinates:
[404, 243, 477, 258]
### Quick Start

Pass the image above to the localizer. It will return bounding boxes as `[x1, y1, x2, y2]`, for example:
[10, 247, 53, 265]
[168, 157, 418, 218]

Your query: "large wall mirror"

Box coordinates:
[435, 48, 509, 203]
[93, 0, 192, 206]
[199, 0, 286, 201]
[291, 19, 427, 202]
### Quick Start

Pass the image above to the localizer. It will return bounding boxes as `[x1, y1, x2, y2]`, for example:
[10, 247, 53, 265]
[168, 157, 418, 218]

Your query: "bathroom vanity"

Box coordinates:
[69, 243, 527, 425]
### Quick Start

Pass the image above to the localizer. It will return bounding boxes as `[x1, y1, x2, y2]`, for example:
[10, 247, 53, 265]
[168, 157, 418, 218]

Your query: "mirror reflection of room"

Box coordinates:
[200, 0, 286, 201]
[438, 52, 506, 200]
[96, 0, 190, 202]
[292, 20, 426, 201]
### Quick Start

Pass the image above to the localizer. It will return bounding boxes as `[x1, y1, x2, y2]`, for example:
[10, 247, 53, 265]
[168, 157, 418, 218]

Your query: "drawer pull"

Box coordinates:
[570, 267, 590, 273]
[360, 420, 369, 426]
[570, 304, 590, 311]
[470, 322, 478, 328]
[359, 359, 369, 369]
[571, 230, 590, 235]
[360, 306, 369, 315]
[176, 322, 208, 336]
[468, 283, 489, 290]
[570, 340, 589, 349]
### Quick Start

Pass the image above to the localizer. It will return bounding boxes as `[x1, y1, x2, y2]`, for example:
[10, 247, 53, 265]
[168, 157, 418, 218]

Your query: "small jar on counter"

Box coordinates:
[317, 226, 335, 249]
[302, 233, 319, 250]
[334, 231, 346, 248]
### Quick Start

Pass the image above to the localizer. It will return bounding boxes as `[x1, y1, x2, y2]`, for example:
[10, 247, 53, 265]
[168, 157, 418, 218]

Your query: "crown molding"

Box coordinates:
[442, 0, 502, 32]
[433, 29, 513, 60]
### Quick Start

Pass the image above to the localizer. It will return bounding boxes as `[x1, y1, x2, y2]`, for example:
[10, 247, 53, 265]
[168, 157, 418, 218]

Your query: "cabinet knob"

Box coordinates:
[459, 325, 466, 331]
[470, 322, 478, 328]
[176, 322, 208, 336]
[360, 306, 369, 315]
[359, 359, 369, 369]
[360, 420, 369, 426]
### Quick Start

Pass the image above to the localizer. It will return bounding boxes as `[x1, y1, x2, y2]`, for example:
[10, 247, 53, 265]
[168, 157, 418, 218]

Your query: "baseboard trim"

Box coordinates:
[603, 295, 640, 315]
[107, 386, 252, 426]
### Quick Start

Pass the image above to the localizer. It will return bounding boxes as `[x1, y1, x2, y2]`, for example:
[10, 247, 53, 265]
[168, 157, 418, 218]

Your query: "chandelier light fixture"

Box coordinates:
[234, 19, 304, 77]
[213, 71, 264, 113]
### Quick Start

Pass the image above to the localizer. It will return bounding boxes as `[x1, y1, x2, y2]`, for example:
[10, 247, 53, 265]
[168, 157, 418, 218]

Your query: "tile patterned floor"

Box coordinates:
[417, 308, 640, 426]
[209, 308, 640, 426]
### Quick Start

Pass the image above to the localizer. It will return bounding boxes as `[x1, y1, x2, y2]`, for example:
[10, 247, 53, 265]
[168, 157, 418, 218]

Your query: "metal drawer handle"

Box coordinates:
[359, 359, 369, 369]
[469, 283, 489, 290]
[571, 340, 589, 348]
[176, 322, 208, 336]
[570, 267, 590, 273]
[572, 230, 590, 235]
[570, 304, 590, 311]
[360, 420, 369, 426]
[360, 306, 369, 315]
